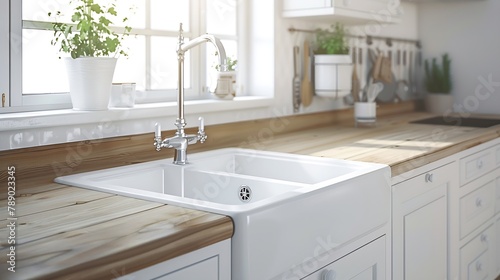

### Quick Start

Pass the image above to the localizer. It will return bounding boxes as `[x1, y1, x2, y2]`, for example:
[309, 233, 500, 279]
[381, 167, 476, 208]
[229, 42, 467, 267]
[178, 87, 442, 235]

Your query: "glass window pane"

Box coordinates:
[114, 35, 146, 91]
[22, 29, 68, 94]
[150, 36, 190, 90]
[109, 0, 145, 29]
[23, 0, 73, 22]
[206, 0, 237, 35]
[151, 0, 189, 31]
[23, 0, 143, 29]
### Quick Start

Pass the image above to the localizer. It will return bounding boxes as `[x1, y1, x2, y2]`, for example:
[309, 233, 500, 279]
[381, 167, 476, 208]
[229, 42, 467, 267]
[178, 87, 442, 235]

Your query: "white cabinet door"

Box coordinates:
[303, 236, 386, 280]
[120, 239, 231, 280]
[392, 162, 457, 280]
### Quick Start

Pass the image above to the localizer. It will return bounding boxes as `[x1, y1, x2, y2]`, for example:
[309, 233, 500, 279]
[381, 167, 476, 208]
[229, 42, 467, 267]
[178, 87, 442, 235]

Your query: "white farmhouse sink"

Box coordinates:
[55, 148, 390, 279]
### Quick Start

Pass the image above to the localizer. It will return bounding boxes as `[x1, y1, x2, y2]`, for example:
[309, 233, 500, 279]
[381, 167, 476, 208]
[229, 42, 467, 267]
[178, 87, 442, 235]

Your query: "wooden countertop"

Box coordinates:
[1, 107, 500, 279]
[0, 185, 233, 279]
[245, 111, 500, 176]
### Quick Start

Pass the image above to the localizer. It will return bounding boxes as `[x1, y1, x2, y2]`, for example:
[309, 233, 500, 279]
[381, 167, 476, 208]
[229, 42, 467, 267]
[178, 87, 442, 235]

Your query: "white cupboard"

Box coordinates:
[282, 0, 401, 24]
[302, 236, 386, 280]
[119, 239, 231, 280]
[392, 162, 456, 280]
[452, 140, 500, 280]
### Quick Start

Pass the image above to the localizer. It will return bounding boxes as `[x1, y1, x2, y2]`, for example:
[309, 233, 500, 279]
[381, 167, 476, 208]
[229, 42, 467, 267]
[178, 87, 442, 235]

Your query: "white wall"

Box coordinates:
[418, 0, 500, 115]
[273, 1, 419, 115]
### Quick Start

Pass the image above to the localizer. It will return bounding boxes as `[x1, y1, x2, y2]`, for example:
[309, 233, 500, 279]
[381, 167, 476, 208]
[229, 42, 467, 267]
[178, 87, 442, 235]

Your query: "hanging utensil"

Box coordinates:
[293, 45, 301, 112]
[395, 42, 410, 101]
[301, 41, 313, 107]
[352, 46, 360, 102]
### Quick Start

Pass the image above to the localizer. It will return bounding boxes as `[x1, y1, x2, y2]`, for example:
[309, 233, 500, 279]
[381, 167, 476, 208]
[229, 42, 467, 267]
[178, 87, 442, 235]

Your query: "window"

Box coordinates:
[5, 0, 239, 112]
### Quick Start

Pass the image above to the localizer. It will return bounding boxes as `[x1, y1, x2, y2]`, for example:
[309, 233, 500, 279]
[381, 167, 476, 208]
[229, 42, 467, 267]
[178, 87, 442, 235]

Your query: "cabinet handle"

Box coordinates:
[475, 197, 483, 208]
[475, 261, 483, 272]
[321, 269, 337, 280]
[1, 93, 5, 107]
[480, 233, 489, 244]
[477, 159, 483, 169]
[425, 173, 434, 183]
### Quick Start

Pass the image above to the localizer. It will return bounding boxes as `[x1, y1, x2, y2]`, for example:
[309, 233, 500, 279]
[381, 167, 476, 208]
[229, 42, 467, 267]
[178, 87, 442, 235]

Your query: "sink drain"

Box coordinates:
[238, 185, 252, 202]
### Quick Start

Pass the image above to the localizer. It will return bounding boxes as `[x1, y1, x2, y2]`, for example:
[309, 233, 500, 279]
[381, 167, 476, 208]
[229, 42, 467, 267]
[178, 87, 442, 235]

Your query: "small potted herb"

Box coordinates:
[211, 54, 238, 99]
[49, 0, 132, 110]
[313, 23, 352, 99]
[424, 53, 452, 114]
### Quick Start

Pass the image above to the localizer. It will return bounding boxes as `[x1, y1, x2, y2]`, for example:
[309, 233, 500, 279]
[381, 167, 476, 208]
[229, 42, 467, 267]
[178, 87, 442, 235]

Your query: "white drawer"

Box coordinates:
[460, 225, 494, 280]
[303, 236, 386, 280]
[460, 180, 496, 239]
[460, 148, 495, 186]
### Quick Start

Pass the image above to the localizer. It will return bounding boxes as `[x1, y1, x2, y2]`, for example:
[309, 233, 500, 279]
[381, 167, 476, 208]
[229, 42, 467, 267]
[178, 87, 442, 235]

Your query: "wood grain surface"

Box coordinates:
[2, 101, 500, 279]
[0, 194, 233, 280]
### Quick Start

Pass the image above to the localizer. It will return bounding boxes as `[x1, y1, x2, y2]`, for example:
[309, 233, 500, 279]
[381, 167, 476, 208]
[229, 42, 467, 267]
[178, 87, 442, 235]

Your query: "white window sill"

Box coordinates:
[0, 96, 274, 150]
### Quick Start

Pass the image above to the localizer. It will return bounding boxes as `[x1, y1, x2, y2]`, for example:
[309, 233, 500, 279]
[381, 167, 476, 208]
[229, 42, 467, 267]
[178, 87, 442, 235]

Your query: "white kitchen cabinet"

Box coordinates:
[450, 139, 500, 280]
[302, 236, 386, 280]
[459, 178, 496, 239]
[392, 162, 457, 280]
[119, 239, 231, 280]
[282, 0, 401, 24]
[460, 225, 495, 280]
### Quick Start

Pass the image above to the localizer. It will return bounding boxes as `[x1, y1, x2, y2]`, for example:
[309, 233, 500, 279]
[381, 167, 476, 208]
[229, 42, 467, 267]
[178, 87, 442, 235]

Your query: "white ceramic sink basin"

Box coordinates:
[55, 148, 391, 279]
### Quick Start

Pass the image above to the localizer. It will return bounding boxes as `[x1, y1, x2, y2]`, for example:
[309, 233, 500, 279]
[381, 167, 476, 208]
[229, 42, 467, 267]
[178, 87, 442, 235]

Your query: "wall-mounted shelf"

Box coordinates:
[282, 0, 402, 25]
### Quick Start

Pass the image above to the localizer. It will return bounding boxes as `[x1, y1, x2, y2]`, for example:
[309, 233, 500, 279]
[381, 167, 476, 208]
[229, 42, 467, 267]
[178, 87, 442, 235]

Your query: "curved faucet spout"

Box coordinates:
[179, 34, 228, 71]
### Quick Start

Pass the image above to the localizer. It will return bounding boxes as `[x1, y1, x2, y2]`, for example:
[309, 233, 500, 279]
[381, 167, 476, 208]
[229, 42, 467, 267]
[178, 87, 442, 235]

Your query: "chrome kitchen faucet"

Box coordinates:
[154, 23, 228, 165]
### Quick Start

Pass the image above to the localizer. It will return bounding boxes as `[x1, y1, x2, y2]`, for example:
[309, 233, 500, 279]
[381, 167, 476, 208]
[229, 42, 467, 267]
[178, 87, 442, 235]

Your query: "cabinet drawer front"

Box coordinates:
[159, 257, 218, 280]
[460, 149, 495, 186]
[393, 163, 454, 202]
[460, 180, 496, 239]
[303, 236, 385, 280]
[467, 251, 489, 280]
[460, 225, 494, 280]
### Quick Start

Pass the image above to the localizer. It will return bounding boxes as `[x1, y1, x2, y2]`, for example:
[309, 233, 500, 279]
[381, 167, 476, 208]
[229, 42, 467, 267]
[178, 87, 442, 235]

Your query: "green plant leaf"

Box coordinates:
[48, 0, 132, 58]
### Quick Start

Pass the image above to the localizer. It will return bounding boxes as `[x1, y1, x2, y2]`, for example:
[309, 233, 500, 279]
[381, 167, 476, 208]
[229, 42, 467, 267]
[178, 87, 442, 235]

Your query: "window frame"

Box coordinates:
[0, 0, 10, 109]
[4, 0, 240, 113]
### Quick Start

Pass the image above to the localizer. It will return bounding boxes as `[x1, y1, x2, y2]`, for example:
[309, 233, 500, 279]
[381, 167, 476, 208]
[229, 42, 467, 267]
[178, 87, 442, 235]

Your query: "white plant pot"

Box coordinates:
[425, 93, 453, 115]
[65, 57, 117, 110]
[209, 71, 237, 100]
[314, 54, 353, 99]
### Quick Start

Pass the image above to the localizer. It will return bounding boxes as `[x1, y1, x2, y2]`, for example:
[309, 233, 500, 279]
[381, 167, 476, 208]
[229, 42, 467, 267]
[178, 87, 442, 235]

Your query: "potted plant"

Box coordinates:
[424, 53, 452, 114]
[314, 23, 353, 99]
[211, 54, 238, 100]
[49, 0, 131, 110]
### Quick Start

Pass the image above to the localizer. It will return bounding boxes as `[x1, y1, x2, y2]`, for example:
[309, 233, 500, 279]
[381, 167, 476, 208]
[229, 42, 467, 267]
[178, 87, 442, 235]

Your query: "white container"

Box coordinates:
[354, 102, 376, 126]
[65, 57, 117, 111]
[425, 93, 453, 115]
[109, 83, 136, 108]
[314, 54, 352, 99]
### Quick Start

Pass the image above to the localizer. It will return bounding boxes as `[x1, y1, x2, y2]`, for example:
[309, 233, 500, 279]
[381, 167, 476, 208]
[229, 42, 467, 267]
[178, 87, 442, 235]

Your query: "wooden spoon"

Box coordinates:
[301, 41, 313, 107]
